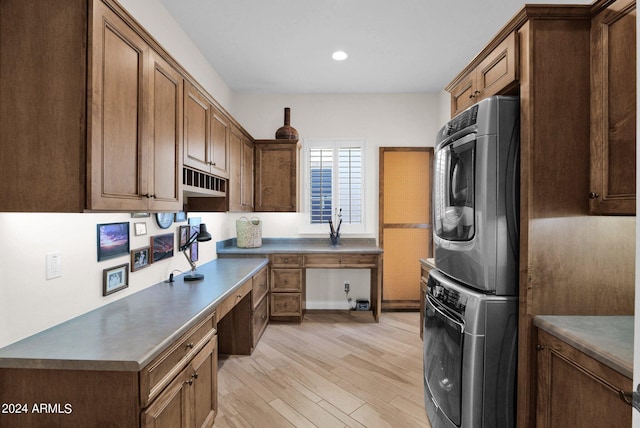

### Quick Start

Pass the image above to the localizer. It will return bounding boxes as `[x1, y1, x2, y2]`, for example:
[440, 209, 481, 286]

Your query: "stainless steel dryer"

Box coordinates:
[423, 269, 518, 428]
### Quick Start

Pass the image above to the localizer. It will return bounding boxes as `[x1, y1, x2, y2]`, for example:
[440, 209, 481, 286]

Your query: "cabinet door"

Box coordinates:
[449, 75, 476, 117]
[254, 141, 299, 212]
[536, 330, 632, 428]
[148, 51, 183, 211]
[228, 130, 243, 211]
[191, 337, 217, 428]
[142, 367, 191, 428]
[210, 110, 229, 178]
[184, 84, 211, 173]
[241, 137, 254, 210]
[589, 0, 636, 215]
[89, 1, 149, 211]
[475, 31, 517, 100]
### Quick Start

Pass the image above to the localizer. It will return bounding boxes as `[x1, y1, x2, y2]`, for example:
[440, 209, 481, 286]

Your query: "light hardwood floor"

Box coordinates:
[215, 311, 430, 428]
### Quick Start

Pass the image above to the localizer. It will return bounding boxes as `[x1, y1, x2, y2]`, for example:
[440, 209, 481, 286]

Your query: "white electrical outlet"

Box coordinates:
[46, 252, 62, 280]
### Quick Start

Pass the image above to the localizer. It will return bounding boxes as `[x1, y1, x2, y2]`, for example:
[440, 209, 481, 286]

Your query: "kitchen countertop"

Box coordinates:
[0, 257, 269, 372]
[534, 315, 634, 379]
[216, 237, 383, 255]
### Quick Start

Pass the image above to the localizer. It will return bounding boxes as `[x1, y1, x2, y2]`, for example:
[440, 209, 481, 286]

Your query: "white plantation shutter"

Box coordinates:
[306, 139, 365, 231]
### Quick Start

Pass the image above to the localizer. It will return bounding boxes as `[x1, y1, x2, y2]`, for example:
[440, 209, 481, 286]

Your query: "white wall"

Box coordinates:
[233, 93, 446, 308]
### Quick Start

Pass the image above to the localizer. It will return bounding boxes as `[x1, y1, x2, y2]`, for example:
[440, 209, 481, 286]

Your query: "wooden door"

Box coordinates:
[210, 109, 229, 178]
[228, 130, 242, 211]
[184, 84, 211, 173]
[379, 148, 433, 310]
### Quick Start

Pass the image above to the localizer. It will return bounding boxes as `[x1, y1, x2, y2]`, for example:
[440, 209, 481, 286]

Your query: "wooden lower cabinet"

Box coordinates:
[536, 330, 632, 428]
[142, 336, 217, 428]
[270, 254, 305, 322]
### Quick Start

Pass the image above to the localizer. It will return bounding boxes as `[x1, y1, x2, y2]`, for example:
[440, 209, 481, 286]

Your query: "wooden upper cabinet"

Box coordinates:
[210, 110, 229, 178]
[184, 84, 211, 173]
[88, 0, 149, 211]
[447, 31, 518, 117]
[254, 140, 299, 212]
[589, 0, 636, 215]
[148, 51, 183, 212]
[228, 128, 253, 212]
[88, 1, 183, 212]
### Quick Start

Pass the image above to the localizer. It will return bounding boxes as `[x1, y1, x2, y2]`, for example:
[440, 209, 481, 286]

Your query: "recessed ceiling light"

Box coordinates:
[332, 50, 348, 61]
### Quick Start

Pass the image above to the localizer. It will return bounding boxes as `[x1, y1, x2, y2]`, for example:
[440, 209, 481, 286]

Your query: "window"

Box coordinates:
[304, 139, 365, 233]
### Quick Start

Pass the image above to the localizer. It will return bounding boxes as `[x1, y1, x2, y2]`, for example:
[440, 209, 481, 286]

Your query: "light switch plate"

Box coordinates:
[46, 252, 62, 280]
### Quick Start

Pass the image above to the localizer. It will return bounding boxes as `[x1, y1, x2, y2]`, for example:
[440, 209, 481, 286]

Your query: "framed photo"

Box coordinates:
[103, 263, 129, 296]
[131, 246, 151, 272]
[97, 222, 130, 262]
[134, 222, 147, 236]
[131, 212, 150, 218]
[179, 225, 191, 249]
[175, 211, 187, 223]
[152, 233, 174, 263]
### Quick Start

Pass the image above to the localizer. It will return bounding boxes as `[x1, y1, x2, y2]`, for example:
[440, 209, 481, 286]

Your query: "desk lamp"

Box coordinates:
[179, 224, 212, 281]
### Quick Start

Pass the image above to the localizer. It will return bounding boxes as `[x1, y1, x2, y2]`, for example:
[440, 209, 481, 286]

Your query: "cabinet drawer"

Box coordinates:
[216, 279, 252, 322]
[303, 253, 378, 268]
[252, 296, 269, 347]
[270, 253, 302, 267]
[140, 312, 216, 407]
[252, 266, 269, 309]
[271, 269, 303, 292]
[271, 293, 302, 317]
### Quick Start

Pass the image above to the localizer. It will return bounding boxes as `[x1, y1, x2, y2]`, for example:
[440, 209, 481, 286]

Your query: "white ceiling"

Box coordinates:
[158, 0, 590, 94]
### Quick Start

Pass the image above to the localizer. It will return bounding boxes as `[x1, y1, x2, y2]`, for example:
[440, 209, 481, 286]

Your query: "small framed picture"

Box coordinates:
[190, 241, 199, 262]
[175, 211, 187, 223]
[103, 263, 129, 296]
[134, 222, 147, 236]
[179, 225, 191, 249]
[152, 233, 174, 263]
[131, 246, 151, 272]
[131, 212, 150, 218]
[97, 222, 130, 262]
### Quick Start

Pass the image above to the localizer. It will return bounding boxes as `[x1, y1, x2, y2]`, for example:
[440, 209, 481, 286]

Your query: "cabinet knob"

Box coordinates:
[588, 192, 600, 199]
[186, 343, 194, 349]
[536, 344, 545, 351]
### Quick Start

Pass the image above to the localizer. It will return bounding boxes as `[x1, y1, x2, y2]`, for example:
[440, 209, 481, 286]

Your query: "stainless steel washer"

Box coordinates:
[424, 269, 518, 428]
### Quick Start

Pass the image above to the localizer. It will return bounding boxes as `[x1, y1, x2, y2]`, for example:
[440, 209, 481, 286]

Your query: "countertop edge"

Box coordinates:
[534, 315, 633, 379]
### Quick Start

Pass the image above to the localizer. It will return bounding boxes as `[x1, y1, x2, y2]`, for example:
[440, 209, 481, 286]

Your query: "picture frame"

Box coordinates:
[131, 212, 150, 218]
[97, 222, 130, 262]
[131, 246, 151, 272]
[190, 241, 199, 262]
[103, 263, 129, 296]
[175, 211, 187, 223]
[151, 233, 174, 263]
[179, 225, 191, 249]
[134, 222, 147, 236]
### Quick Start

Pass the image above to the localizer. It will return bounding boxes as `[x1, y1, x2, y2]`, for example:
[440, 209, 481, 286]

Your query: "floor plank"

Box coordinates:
[217, 311, 431, 427]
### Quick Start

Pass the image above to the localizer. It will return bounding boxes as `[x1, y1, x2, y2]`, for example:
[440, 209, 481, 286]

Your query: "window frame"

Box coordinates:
[301, 138, 366, 235]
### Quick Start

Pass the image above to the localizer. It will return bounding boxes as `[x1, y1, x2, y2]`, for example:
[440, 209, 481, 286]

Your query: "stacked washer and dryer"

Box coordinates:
[424, 96, 520, 428]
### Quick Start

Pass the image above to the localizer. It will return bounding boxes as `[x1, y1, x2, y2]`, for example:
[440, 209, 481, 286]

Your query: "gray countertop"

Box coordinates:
[0, 257, 269, 372]
[216, 237, 383, 255]
[534, 315, 634, 379]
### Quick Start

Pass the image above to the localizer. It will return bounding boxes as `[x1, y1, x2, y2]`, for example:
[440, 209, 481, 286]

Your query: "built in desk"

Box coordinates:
[217, 238, 384, 322]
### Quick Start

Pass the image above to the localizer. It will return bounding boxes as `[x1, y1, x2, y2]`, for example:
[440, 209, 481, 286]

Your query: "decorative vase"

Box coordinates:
[275, 107, 299, 140]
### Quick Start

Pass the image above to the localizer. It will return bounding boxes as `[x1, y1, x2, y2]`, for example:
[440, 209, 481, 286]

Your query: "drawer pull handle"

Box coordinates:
[186, 343, 194, 349]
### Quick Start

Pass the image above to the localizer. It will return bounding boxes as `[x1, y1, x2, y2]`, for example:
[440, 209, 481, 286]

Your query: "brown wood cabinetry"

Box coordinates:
[228, 128, 254, 212]
[0, 0, 184, 212]
[536, 329, 631, 428]
[270, 254, 305, 322]
[447, 31, 518, 116]
[183, 84, 229, 180]
[254, 139, 300, 212]
[251, 267, 270, 347]
[589, 0, 636, 215]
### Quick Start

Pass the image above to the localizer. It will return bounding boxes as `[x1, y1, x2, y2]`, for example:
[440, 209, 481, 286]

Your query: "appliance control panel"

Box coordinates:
[443, 105, 479, 136]
[427, 275, 468, 314]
